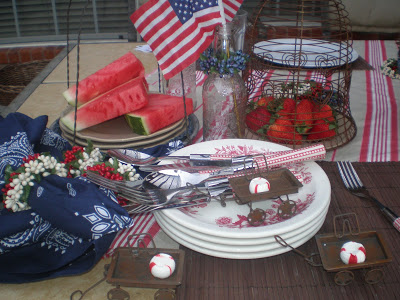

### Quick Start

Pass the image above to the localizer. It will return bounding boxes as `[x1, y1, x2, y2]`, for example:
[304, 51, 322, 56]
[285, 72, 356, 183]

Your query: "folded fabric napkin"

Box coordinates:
[0, 113, 134, 283]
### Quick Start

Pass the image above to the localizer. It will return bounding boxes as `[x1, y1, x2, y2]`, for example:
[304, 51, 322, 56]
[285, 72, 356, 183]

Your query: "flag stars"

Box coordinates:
[170, 0, 220, 22]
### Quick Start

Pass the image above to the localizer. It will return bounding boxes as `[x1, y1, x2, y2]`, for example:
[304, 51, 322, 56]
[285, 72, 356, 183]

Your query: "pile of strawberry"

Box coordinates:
[245, 81, 337, 145]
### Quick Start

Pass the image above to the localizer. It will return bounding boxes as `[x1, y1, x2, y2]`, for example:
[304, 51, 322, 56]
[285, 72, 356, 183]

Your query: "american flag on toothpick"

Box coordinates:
[130, 0, 243, 80]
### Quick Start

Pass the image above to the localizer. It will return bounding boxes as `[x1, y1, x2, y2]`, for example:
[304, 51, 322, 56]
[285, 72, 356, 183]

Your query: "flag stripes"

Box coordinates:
[131, 0, 242, 80]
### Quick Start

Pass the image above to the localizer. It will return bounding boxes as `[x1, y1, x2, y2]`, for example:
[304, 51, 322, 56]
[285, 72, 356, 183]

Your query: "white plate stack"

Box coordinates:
[154, 139, 331, 259]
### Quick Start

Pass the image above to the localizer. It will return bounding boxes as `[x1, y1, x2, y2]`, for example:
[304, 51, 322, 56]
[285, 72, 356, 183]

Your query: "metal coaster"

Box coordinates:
[229, 168, 302, 205]
[106, 234, 185, 289]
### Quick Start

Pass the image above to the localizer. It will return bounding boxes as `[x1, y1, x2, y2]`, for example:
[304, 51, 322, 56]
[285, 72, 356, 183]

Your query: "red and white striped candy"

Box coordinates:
[249, 177, 271, 194]
[149, 253, 176, 279]
[340, 241, 366, 264]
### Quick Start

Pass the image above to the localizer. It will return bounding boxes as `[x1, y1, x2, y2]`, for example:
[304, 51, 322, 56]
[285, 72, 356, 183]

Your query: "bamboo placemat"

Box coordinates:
[176, 162, 400, 300]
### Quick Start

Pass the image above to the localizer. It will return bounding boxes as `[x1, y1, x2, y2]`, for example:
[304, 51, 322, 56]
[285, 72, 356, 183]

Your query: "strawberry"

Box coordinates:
[276, 98, 296, 119]
[267, 118, 302, 145]
[245, 107, 272, 132]
[257, 96, 274, 108]
[313, 104, 334, 122]
[294, 99, 313, 134]
[307, 119, 337, 141]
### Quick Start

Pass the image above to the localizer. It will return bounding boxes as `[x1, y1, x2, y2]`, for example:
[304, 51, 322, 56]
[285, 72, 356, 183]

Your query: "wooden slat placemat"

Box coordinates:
[176, 162, 400, 300]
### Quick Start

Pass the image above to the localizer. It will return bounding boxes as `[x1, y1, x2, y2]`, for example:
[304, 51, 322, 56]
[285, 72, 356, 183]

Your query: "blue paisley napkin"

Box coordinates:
[0, 113, 134, 283]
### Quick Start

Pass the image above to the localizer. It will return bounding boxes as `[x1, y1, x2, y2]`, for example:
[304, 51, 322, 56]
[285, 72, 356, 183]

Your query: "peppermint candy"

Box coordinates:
[340, 241, 366, 264]
[149, 253, 176, 279]
[249, 177, 271, 194]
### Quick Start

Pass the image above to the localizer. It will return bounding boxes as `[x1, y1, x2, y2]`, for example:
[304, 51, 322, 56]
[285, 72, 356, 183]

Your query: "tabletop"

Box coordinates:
[1, 39, 399, 299]
[175, 161, 400, 300]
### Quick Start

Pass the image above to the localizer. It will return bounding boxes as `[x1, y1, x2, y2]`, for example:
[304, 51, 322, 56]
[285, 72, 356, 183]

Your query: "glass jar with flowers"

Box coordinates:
[200, 23, 249, 141]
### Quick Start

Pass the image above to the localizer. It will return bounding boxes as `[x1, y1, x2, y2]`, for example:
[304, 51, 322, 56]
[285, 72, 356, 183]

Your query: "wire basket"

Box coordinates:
[0, 60, 50, 106]
[243, 0, 357, 150]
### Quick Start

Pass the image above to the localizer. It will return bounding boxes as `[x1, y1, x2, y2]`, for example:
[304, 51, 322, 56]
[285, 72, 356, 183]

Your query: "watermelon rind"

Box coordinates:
[125, 93, 193, 136]
[63, 89, 75, 106]
[124, 114, 149, 135]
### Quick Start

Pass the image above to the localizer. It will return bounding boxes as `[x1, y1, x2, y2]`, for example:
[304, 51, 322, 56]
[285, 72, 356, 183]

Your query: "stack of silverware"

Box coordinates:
[86, 143, 327, 215]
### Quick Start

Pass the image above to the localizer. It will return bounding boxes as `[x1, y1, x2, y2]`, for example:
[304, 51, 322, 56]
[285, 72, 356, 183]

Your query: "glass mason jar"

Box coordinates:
[202, 23, 248, 141]
[202, 72, 247, 141]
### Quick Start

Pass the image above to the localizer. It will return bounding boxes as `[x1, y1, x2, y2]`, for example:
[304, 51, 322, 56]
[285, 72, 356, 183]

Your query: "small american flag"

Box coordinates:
[131, 0, 243, 80]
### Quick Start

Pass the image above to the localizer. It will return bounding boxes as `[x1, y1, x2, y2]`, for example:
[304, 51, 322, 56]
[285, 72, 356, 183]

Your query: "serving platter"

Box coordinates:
[61, 118, 187, 149]
[59, 115, 184, 143]
[253, 38, 359, 68]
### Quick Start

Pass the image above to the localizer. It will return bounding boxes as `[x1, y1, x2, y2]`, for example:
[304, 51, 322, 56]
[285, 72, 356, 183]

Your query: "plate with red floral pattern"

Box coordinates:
[157, 139, 330, 239]
[155, 209, 327, 259]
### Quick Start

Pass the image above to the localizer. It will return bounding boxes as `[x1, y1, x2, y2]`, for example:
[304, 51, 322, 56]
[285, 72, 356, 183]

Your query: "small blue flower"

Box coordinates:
[199, 48, 249, 76]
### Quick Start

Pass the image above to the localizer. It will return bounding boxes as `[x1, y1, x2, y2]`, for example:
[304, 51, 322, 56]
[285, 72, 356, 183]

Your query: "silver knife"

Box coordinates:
[140, 160, 256, 173]
[109, 148, 255, 167]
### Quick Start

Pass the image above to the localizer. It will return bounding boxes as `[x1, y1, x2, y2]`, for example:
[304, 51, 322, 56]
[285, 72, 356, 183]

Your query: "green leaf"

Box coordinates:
[123, 172, 130, 181]
[86, 140, 94, 155]
[34, 174, 42, 183]
[296, 125, 312, 135]
[20, 185, 32, 204]
[256, 128, 265, 135]
[70, 161, 80, 170]
[4, 165, 15, 178]
[15, 166, 26, 175]
[112, 157, 119, 171]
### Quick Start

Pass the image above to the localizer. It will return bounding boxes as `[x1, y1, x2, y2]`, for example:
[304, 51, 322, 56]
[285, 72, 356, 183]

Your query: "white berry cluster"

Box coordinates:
[4, 154, 69, 212]
[69, 147, 103, 177]
[381, 59, 400, 79]
[25, 154, 68, 177]
[4, 175, 30, 212]
[108, 158, 140, 181]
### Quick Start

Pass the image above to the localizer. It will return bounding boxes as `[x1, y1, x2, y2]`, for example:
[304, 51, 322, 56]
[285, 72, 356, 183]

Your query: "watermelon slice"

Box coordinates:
[125, 93, 194, 135]
[63, 52, 145, 107]
[61, 76, 149, 131]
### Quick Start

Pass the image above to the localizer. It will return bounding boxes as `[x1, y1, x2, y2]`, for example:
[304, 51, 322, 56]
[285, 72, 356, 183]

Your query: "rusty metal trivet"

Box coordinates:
[70, 233, 185, 299]
[228, 159, 301, 226]
[229, 163, 303, 205]
[275, 213, 393, 286]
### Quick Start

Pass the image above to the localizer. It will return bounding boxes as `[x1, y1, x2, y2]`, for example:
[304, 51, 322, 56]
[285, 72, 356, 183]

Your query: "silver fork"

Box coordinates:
[86, 170, 230, 205]
[126, 190, 235, 214]
[86, 170, 201, 204]
[125, 196, 210, 214]
[337, 161, 400, 233]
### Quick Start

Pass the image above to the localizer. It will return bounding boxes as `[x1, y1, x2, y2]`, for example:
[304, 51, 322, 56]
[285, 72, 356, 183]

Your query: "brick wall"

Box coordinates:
[0, 46, 65, 64]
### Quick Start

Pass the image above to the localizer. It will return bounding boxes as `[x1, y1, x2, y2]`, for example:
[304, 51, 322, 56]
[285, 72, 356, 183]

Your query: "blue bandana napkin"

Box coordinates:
[0, 113, 134, 283]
